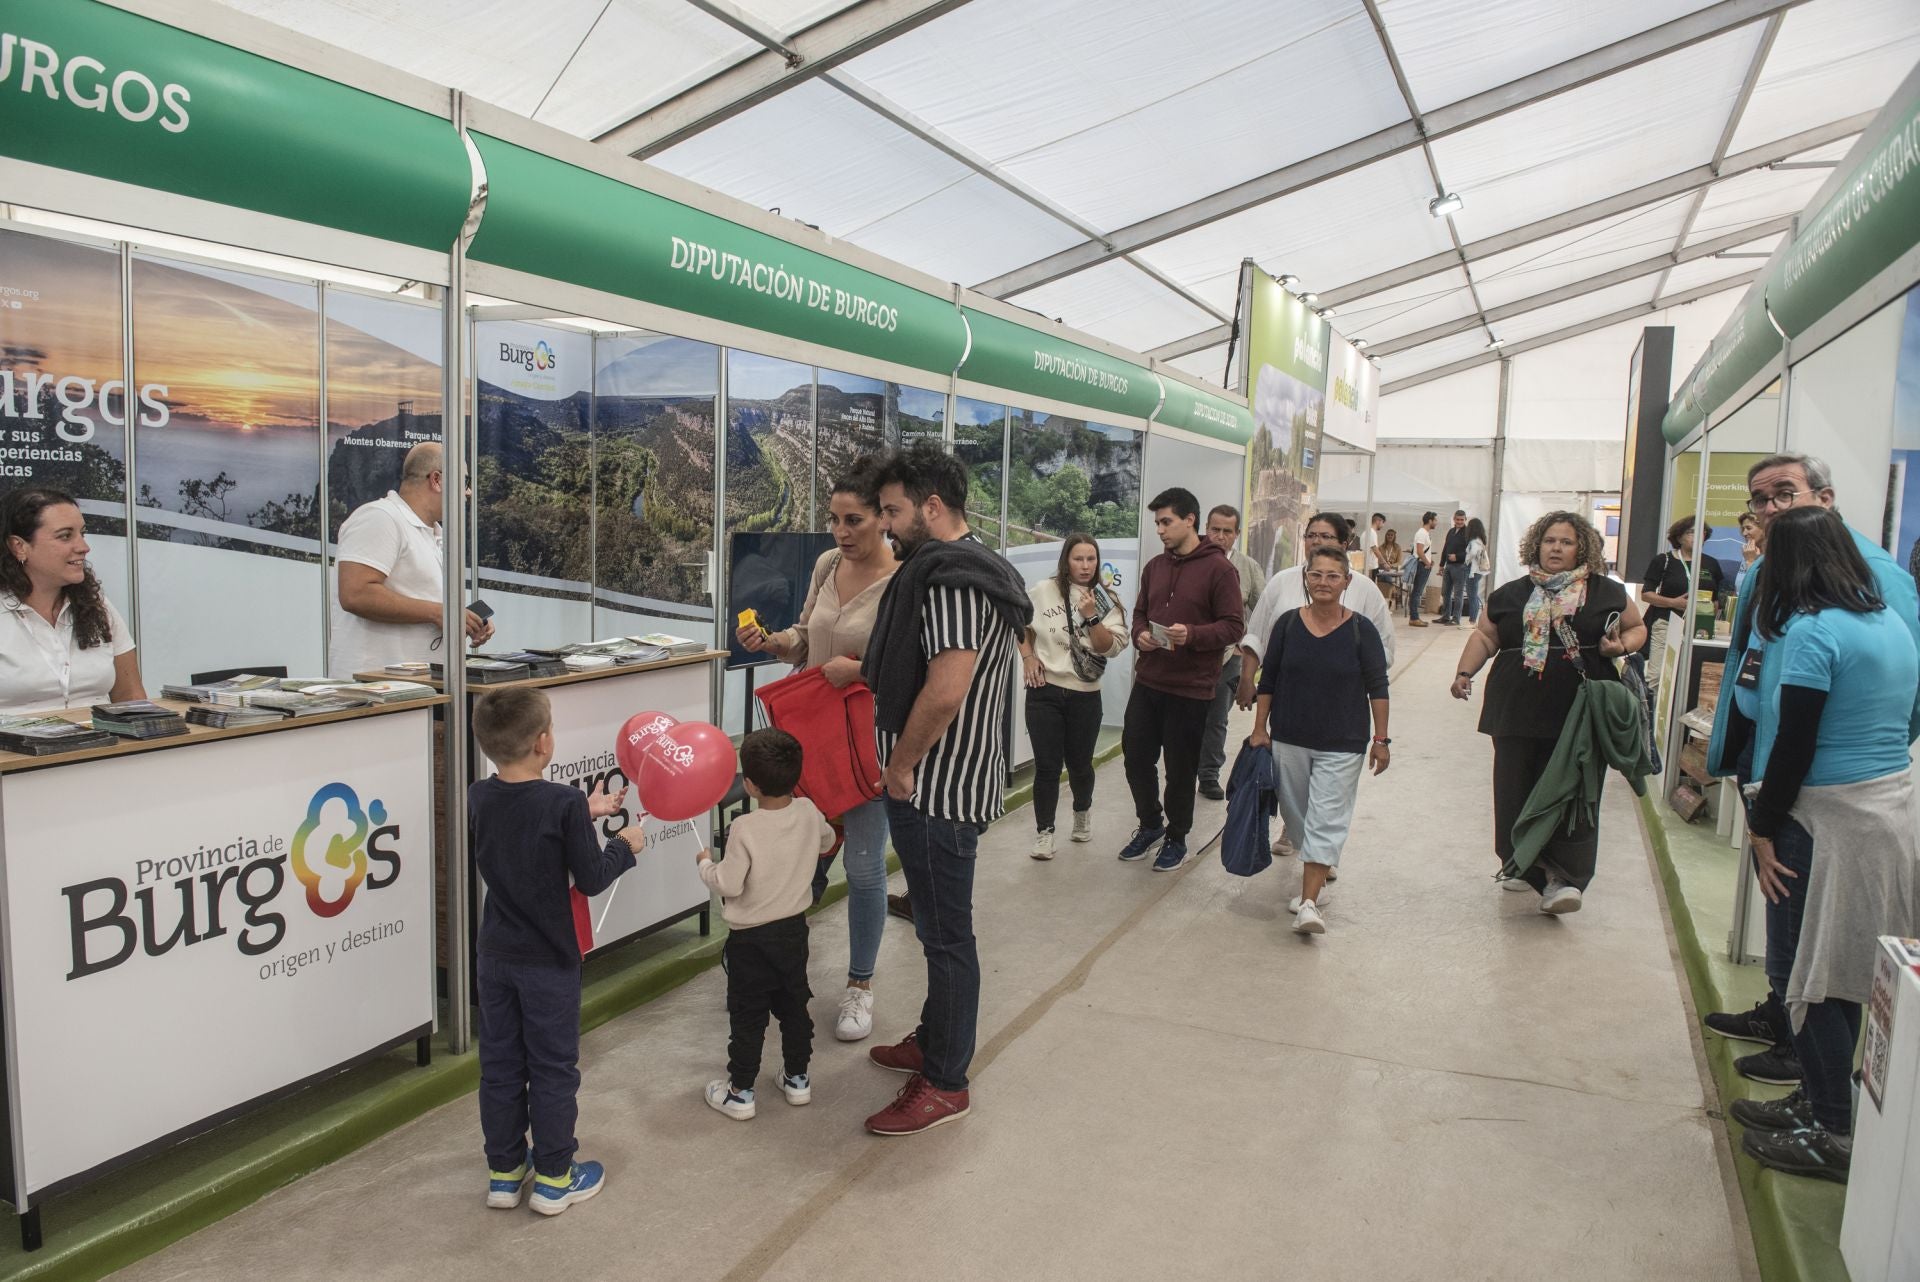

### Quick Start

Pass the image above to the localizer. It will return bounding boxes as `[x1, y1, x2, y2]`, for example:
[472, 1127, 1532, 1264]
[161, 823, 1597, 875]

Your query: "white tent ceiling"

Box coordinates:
[215, 0, 1920, 395]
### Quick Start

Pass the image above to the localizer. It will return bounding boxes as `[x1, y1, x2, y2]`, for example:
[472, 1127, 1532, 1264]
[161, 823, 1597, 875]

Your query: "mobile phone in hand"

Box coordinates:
[467, 598, 494, 620]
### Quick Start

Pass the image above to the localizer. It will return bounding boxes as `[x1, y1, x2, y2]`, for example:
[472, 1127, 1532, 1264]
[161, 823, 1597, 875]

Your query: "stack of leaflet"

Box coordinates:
[160, 673, 280, 704]
[488, 651, 568, 679]
[382, 661, 433, 679]
[432, 657, 530, 685]
[186, 703, 287, 729]
[632, 632, 706, 658]
[561, 652, 616, 672]
[280, 679, 435, 705]
[91, 700, 190, 740]
[241, 690, 359, 718]
[0, 715, 119, 756]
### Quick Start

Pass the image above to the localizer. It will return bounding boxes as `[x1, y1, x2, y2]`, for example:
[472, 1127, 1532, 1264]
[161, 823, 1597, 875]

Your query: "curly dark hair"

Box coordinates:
[1, 487, 113, 649]
[1518, 510, 1608, 577]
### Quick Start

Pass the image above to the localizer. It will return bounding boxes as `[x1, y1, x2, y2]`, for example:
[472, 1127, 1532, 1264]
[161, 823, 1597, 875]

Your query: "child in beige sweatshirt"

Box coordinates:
[698, 728, 837, 1120]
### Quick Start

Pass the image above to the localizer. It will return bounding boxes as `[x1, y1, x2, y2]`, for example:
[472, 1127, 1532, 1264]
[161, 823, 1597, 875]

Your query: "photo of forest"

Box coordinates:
[727, 350, 812, 536]
[953, 397, 1006, 550]
[1005, 412, 1140, 546]
[1247, 361, 1323, 577]
[595, 334, 717, 609]
[325, 290, 442, 536]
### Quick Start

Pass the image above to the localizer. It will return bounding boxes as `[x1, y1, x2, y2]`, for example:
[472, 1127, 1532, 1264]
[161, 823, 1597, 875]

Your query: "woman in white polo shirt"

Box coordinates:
[0, 487, 145, 716]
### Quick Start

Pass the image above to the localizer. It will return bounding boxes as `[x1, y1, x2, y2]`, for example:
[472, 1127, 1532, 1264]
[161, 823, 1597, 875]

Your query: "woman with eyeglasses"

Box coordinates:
[1449, 511, 1646, 913]
[1246, 545, 1391, 937]
[1723, 506, 1920, 1184]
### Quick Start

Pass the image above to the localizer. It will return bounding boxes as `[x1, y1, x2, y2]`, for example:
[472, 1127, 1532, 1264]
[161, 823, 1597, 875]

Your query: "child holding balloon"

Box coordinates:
[468, 687, 646, 1217]
[700, 728, 838, 1120]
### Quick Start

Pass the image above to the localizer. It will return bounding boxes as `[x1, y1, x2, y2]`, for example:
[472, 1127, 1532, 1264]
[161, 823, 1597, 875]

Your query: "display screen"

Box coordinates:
[727, 531, 836, 670]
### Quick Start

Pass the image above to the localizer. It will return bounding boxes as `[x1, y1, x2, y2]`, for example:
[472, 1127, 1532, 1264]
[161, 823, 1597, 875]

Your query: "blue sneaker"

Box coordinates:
[1117, 826, 1165, 862]
[529, 1161, 605, 1216]
[1152, 836, 1191, 872]
[485, 1163, 531, 1209]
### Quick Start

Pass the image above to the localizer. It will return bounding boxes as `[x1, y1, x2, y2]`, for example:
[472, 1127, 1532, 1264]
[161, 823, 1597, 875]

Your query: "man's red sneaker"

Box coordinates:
[868, 1031, 924, 1074]
[865, 1073, 969, 1136]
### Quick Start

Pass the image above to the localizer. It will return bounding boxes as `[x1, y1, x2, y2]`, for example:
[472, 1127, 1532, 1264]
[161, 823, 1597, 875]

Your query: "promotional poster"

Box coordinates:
[1244, 271, 1330, 576]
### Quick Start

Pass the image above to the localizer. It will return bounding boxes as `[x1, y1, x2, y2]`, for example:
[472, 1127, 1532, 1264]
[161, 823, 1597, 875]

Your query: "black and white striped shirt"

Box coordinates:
[876, 583, 1019, 824]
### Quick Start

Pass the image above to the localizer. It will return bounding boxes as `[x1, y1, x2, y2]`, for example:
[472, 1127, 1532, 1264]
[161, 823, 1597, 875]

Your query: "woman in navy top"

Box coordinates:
[1248, 545, 1391, 937]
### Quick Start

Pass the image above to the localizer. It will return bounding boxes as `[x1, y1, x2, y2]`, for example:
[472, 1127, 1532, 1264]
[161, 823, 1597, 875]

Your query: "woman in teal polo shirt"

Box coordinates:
[1729, 507, 1920, 1184]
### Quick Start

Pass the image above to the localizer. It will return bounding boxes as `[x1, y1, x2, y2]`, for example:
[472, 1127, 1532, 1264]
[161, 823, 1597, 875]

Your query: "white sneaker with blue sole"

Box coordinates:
[485, 1164, 531, 1209]
[529, 1161, 605, 1216]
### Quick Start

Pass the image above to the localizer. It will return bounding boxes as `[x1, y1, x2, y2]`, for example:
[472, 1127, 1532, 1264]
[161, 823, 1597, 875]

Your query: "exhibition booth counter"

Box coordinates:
[0, 696, 447, 1248]
[360, 651, 726, 956]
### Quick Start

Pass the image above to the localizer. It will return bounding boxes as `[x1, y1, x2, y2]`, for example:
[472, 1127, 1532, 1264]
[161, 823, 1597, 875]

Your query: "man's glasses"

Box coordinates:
[1746, 488, 1806, 513]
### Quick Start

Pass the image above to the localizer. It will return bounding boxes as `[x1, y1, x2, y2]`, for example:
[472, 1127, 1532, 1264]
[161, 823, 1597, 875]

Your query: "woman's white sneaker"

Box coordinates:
[1539, 881, 1583, 914]
[1288, 889, 1332, 913]
[1292, 901, 1327, 934]
[1031, 829, 1055, 860]
[835, 985, 875, 1041]
[1071, 811, 1093, 843]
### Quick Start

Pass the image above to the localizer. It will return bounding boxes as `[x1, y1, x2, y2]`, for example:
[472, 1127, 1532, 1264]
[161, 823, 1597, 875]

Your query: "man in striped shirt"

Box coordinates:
[858, 445, 1030, 1137]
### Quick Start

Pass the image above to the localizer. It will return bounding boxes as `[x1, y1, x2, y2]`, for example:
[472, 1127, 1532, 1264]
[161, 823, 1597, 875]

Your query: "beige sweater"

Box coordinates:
[698, 797, 836, 927]
[1026, 577, 1127, 692]
[772, 548, 894, 671]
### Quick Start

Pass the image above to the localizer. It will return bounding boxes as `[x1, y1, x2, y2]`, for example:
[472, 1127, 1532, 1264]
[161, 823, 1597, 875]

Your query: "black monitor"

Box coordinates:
[726, 531, 837, 670]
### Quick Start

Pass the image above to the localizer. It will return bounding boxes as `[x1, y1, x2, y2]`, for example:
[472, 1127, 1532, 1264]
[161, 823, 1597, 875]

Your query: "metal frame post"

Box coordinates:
[442, 90, 475, 1055]
[119, 244, 140, 644]
[1488, 357, 1512, 564]
[317, 282, 332, 671]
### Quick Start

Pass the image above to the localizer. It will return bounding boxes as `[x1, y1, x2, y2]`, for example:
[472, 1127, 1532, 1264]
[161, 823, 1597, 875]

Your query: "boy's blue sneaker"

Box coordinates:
[780, 1072, 811, 1106]
[485, 1163, 532, 1209]
[1117, 825, 1165, 862]
[1152, 836, 1191, 872]
[529, 1161, 605, 1216]
[706, 1078, 756, 1120]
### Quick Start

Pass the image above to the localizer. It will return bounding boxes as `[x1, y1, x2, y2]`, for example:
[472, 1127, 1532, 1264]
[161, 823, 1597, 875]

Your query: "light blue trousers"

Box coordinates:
[1271, 741, 1364, 866]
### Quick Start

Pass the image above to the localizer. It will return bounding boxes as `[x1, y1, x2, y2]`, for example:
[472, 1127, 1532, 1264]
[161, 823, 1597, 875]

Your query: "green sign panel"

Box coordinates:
[956, 307, 1161, 421]
[1243, 270, 1330, 576]
[467, 133, 967, 376]
[1154, 377, 1252, 446]
[0, 1, 472, 251]
[1665, 76, 1920, 443]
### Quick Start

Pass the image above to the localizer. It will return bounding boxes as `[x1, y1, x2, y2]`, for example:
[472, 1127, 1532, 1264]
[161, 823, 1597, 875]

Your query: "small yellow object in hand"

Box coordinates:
[737, 608, 762, 632]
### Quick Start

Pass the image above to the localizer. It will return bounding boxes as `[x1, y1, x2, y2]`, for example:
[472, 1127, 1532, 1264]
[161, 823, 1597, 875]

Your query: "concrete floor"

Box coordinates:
[115, 622, 1755, 1282]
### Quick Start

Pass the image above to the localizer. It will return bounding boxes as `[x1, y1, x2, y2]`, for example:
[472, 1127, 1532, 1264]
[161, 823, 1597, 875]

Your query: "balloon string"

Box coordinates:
[594, 805, 646, 939]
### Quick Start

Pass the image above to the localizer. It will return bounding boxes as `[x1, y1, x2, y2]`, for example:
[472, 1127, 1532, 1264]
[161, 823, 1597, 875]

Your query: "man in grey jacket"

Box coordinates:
[1197, 504, 1263, 800]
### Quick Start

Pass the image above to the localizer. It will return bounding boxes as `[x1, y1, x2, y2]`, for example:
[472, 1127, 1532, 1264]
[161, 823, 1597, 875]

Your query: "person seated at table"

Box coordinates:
[0, 486, 145, 715]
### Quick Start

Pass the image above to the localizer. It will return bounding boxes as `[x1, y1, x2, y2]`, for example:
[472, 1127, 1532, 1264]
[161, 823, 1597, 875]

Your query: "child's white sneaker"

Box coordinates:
[780, 1072, 812, 1105]
[705, 1078, 755, 1120]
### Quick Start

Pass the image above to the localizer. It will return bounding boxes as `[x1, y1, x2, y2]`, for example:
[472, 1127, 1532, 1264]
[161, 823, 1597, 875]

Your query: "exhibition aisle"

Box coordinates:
[111, 626, 1753, 1281]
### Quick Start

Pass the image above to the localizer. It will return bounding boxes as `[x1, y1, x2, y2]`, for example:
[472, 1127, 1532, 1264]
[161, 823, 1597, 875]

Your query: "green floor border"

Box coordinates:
[0, 735, 1123, 1282]
[1636, 792, 1849, 1282]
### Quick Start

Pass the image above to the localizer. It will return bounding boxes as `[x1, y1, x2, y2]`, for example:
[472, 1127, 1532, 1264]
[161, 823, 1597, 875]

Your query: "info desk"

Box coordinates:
[0, 697, 445, 1249]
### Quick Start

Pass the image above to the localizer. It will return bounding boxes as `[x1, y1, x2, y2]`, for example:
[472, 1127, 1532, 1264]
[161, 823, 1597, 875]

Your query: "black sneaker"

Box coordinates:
[1705, 997, 1784, 1047]
[1735, 1044, 1802, 1086]
[1729, 1088, 1815, 1133]
[1117, 825, 1166, 862]
[1198, 780, 1225, 801]
[1740, 1124, 1851, 1183]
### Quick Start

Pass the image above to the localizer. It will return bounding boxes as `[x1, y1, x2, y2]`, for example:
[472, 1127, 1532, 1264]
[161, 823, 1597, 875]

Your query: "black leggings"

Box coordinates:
[1492, 735, 1601, 890]
[1026, 682, 1103, 831]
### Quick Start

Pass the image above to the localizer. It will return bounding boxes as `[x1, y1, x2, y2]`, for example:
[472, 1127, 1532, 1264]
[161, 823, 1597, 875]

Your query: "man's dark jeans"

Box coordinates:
[1408, 561, 1432, 621]
[887, 797, 982, 1093]
[1198, 653, 1242, 788]
[477, 954, 582, 1178]
[1123, 682, 1209, 841]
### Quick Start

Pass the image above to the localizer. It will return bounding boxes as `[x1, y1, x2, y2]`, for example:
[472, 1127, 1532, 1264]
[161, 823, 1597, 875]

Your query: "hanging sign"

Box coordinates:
[0, 2, 472, 251]
[956, 307, 1161, 421]
[1322, 334, 1378, 453]
[1152, 377, 1252, 446]
[1243, 271, 1330, 576]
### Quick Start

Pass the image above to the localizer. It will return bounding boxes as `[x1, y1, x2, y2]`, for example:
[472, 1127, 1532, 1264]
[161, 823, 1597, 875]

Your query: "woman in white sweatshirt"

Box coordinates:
[1019, 534, 1127, 859]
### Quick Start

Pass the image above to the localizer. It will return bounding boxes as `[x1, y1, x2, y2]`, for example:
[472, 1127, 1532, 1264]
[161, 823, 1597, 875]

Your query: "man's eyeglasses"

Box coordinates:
[1746, 488, 1806, 513]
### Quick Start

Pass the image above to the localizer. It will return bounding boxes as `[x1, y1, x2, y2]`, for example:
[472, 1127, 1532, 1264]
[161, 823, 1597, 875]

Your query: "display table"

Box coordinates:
[1843, 937, 1920, 1282]
[0, 696, 446, 1249]
[363, 652, 723, 957]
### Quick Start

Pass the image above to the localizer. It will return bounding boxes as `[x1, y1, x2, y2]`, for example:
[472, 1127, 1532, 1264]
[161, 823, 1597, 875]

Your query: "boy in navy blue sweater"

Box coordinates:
[469, 686, 644, 1216]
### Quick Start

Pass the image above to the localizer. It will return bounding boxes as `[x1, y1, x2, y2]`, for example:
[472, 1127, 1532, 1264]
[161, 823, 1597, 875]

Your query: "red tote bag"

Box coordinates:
[754, 665, 884, 819]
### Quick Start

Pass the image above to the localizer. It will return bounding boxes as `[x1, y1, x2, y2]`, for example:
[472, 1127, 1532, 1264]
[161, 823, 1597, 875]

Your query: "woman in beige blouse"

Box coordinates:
[735, 458, 897, 1042]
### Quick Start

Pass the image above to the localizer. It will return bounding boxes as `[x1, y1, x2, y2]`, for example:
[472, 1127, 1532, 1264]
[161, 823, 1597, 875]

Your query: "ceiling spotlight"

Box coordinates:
[1353, 339, 1369, 350]
[1485, 336, 1506, 349]
[1429, 191, 1464, 218]
[1301, 292, 1319, 305]
[1278, 273, 1300, 288]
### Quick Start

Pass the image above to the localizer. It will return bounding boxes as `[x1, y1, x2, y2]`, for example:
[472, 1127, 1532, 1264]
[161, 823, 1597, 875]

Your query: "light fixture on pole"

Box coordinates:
[1301, 292, 1319, 305]
[1353, 339, 1369, 350]
[1485, 335, 1506, 349]
[1428, 191, 1464, 218]
[1278, 273, 1300, 288]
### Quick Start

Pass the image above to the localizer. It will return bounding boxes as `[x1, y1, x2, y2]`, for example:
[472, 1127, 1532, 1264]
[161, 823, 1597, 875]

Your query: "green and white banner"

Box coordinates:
[1153, 377, 1253, 446]
[1243, 270, 1330, 576]
[1322, 333, 1378, 453]
[957, 307, 1161, 422]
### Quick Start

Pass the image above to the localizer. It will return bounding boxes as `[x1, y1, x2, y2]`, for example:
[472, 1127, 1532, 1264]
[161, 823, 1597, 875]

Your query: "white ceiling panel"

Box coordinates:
[839, 173, 1091, 287]
[1167, 343, 1237, 385]
[1378, 329, 1500, 383]
[1487, 279, 1661, 345]
[650, 79, 974, 234]
[1378, 0, 1719, 110]
[1729, 0, 1920, 154]
[735, 0, 866, 35]
[1134, 151, 1457, 315]
[847, 0, 1407, 231]
[1008, 261, 1220, 354]
[1686, 164, 1832, 243]
[1338, 268, 1481, 345]
[1429, 27, 1761, 243]
[1658, 254, 1771, 298]
[1469, 203, 1692, 309]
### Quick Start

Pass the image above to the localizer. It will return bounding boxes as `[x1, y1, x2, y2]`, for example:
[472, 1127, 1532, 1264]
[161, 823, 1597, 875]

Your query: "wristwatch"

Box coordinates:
[1373, 737, 1392, 745]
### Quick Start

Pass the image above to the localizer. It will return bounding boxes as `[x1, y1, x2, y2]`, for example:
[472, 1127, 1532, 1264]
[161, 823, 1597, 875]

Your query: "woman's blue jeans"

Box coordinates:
[811, 796, 891, 982]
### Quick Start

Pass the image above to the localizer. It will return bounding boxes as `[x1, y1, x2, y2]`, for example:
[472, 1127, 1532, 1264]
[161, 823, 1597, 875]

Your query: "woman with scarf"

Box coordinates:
[1449, 512, 1646, 914]
[1018, 533, 1128, 860]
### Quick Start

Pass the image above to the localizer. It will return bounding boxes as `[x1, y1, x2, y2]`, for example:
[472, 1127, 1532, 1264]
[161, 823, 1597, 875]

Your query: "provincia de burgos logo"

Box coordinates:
[59, 782, 409, 984]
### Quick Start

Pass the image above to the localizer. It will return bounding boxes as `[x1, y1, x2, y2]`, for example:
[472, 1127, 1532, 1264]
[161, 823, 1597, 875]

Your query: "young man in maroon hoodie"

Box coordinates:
[1118, 486, 1246, 872]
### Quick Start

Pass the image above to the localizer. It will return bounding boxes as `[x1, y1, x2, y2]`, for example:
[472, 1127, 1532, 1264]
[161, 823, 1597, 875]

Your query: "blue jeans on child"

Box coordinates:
[477, 954, 582, 1178]
[886, 796, 982, 1093]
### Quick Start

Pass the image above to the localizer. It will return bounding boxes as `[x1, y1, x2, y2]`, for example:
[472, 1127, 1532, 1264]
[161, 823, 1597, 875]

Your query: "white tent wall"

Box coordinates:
[1786, 293, 1909, 546]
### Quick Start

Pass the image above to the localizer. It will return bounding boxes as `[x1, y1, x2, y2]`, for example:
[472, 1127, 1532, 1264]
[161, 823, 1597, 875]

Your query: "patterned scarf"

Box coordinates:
[1522, 565, 1589, 675]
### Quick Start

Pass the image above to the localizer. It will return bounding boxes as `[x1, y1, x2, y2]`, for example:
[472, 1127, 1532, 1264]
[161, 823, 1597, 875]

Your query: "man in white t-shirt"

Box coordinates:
[1408, 511, 1437, 627]
[1362, 513, 1384, 580]
[330, 441, 492, 679]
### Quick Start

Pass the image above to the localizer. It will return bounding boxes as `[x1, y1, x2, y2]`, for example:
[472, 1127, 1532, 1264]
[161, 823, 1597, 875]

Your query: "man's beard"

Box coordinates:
[889, 509, 931, 555]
